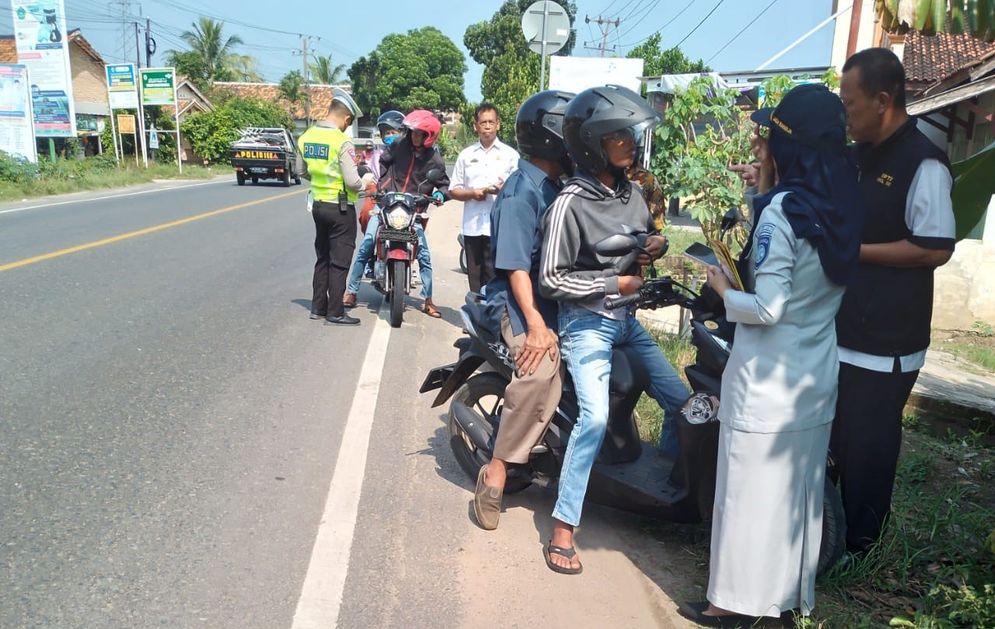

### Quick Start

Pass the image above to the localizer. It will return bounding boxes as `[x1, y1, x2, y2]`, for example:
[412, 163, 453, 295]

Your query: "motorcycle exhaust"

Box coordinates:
[450, 400, 495, 452]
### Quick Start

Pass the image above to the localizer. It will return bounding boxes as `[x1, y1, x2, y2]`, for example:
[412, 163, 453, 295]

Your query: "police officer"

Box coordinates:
[832, 48, 955, 554]
[300, 89, 368, 325]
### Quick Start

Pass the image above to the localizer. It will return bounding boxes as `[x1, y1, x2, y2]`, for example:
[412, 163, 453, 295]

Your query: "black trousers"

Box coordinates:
[311, 201, 357, 318]
[829, 361, 920, 553]
[463, 235, 493, 294]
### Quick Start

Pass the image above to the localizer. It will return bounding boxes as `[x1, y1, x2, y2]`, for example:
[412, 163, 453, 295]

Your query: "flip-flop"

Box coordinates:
[422, 303, 442, 318]
[543, 541, 583, 575]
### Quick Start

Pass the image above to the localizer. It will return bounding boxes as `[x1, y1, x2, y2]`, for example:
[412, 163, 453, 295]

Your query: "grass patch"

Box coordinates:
[0, 161, 217, 202]
[938, 341, 995, 373]
[638, 329, 995, 627]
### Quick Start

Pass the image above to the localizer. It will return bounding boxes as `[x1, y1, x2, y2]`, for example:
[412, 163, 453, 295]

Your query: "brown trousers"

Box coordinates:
[493, 314, 563, 464]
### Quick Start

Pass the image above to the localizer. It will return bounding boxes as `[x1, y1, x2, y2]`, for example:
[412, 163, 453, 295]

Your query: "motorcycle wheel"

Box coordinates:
[448, 372, 531, 494]
[458, 246, 467, 275]
[817, 477, 846, 577]
[389, 260, 404, 328]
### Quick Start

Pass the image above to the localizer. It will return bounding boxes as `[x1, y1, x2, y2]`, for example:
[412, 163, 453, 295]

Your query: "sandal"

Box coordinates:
[543, 541, 583, 575]
[676, 601, 759, 628]
[422, 302, 441, 318]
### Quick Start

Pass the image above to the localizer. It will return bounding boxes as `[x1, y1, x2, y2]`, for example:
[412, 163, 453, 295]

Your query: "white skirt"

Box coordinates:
[706, 421, 831, 617]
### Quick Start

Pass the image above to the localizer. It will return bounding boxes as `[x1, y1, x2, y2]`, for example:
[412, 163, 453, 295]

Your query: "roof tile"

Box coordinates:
[903, 30, 995, 87]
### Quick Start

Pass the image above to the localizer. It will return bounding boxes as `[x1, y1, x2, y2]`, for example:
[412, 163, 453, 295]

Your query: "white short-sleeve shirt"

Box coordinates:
[450, 139, 519, 237]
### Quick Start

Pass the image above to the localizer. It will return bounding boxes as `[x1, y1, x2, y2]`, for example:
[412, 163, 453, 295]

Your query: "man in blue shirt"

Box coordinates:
[472, 90, 574, 532]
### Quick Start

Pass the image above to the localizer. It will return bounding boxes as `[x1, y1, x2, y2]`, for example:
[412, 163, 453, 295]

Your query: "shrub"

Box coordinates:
[181, 96, 295, 163]
[0, 151, 39, 183]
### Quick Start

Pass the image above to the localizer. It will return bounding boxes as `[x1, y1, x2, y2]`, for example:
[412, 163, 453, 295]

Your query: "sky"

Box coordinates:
[0, 0, 837, 101]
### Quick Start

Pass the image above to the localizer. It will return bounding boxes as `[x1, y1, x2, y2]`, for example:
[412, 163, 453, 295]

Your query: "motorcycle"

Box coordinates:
[362, 168, 444, 328]
[420, 213, 846, 576]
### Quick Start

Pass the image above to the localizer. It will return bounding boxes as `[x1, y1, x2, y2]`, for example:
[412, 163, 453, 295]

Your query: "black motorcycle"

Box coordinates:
[420, 222, 846, 576]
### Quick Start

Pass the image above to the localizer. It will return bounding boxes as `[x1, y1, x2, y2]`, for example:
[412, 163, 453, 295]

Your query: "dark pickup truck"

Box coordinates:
[231, 127, 303, 187]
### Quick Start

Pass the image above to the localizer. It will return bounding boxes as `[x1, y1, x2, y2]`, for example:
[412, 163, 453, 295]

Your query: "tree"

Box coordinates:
[464, 0, 579, 144]
[310, 53, 346, 84]
[165, 17, 246, 84]
[876, 0, 995, 41]
[348, 27, 466, 117]
[279, 70, 306, 105]
[626, 33, 710, 77]
[180, 96, 294, 163]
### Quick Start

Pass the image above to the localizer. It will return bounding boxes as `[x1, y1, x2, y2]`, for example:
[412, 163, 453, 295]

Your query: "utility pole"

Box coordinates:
[301, 34, 311, 128]
[111, 0, 132, 62]
[584, 14, 621, 57]
[144, 17, 155, 68]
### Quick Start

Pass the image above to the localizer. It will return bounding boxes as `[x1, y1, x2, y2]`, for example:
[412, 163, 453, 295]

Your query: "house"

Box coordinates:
[211, 81, 353, 134]
[830, 0, 995, 329]
[1, 29, 112, 155]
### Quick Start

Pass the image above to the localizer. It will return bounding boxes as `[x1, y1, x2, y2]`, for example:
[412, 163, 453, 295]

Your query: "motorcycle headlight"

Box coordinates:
[387, 207, 412, 230]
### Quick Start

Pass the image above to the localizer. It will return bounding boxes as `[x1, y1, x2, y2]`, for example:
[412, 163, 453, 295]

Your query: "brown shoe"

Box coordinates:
[473, 464, 502, 530]
[422, 299, 441, 318]
[342, 292, 357, 308]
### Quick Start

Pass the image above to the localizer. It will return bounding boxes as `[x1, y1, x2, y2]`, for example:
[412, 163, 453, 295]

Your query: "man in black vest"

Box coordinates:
[831, 48, 956, 554]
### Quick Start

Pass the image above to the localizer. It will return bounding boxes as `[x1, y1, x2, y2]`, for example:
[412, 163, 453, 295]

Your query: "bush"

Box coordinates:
[181, 96, 295, 163]
[0, 151, 39, 183]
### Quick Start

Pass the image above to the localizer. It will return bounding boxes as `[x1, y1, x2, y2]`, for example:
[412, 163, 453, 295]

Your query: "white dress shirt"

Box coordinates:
[450, 139, 519, 237]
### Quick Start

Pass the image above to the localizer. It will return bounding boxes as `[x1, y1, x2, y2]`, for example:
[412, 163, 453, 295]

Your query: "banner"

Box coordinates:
[140, 68, 176, 106]
[10, 0, 75, 137]
[0, 64, 38, 162]
[106, 63, 139, 109]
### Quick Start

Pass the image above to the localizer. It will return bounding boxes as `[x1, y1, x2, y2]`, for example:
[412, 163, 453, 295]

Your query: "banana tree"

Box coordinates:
[952, 140, 995, 240]
[876, 0, 995, 41]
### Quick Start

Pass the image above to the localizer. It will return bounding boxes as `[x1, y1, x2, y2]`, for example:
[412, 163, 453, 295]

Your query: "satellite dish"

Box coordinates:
[521, 1, 571, 56]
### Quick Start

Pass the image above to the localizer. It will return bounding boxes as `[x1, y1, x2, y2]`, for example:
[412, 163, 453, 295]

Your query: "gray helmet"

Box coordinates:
[562, 84, 659, 175]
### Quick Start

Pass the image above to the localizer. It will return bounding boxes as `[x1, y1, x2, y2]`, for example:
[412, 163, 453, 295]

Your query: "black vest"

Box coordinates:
[836, 118, 951, 356]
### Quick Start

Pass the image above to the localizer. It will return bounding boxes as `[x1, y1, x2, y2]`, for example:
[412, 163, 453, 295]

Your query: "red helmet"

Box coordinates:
[402, 109, 441, 148]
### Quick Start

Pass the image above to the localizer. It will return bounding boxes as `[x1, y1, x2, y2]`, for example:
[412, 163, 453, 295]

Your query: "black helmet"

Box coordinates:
[563, 85, 660, 176]
[515, 90, 574, 161]
[376, 110, 404, 134]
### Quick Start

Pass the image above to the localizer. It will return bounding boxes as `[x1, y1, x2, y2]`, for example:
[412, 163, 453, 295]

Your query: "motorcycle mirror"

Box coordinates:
[594, 233, 640, 257]
[719, 207, 742, 234]
[425, 168, 444, 185]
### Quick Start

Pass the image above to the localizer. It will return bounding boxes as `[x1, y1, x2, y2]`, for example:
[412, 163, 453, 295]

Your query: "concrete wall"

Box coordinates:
[934, 195, 995, 330]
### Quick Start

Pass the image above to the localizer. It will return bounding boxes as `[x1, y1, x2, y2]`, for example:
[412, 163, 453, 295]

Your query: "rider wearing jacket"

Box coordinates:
[343, 109, 451, 317]
[538, 85, 689, 574]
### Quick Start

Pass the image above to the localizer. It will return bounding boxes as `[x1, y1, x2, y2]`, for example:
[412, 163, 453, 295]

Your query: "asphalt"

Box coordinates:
[0, 177, 696, 628]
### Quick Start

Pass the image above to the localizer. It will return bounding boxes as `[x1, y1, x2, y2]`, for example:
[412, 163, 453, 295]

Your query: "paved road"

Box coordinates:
[0, 178, 696, 628]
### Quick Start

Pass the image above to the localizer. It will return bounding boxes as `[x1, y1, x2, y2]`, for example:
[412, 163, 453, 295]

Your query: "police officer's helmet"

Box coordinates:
[376, 110, 404, 134]
[515, 90, 574, 162]
[562, 85, 659, 176]
[331, 88, 362, 119]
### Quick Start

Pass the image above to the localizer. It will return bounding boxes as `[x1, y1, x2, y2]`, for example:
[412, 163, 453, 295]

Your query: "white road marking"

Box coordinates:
[0, 178, 230, 216]
[291, 298, 392, 629]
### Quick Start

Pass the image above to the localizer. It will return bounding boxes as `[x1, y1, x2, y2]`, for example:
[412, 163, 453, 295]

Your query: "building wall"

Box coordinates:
[69, 44, 108, 113]
[934, 195, 995, 330]
[830, 0, 879, 71]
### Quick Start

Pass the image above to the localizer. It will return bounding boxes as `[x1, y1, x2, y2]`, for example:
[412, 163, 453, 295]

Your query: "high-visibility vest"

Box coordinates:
[297, 125, 359, 203]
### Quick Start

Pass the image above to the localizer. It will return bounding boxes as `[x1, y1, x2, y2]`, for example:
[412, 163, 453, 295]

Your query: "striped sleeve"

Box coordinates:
[539, 185, 619, 301]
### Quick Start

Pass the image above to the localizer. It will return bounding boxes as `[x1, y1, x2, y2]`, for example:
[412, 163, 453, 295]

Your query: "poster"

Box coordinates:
[140, 68, 176, 106]
[548, 56, 644, 95]
[0, 64, 37, 162]
[117, 114, 135, 134]
[10, 0, 75, 137]
[106, 63, 139, 109]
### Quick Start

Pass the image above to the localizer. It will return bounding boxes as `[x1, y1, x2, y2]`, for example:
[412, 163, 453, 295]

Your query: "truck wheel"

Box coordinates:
[282, 171, 291, 187]
[251, 176, 258, 184]
[294, 175, 302, 185]
[236, 172, 245, 186]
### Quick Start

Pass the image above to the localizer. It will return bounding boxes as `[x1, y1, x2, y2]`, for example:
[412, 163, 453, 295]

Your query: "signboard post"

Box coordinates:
[117, 113, 138, 166]
[522, 1, 570, 91]
[0, 64, 39, 163]
[10, 0, 76, 153]
[140, 67, 181, 172]
[105, 63, 140, 165]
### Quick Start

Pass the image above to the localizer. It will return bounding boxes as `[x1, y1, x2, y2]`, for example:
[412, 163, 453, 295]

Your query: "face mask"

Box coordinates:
[384, 134, 399, 146]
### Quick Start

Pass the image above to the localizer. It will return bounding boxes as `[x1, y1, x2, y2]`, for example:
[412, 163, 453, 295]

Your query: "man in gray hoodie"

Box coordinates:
[539, 85, 689, 574]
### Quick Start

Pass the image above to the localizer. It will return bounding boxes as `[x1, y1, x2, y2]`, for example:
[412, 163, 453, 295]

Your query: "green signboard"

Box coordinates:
[140, 68, 176, 106]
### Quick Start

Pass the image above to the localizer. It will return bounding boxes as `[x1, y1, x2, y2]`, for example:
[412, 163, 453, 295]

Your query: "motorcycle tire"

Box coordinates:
[458, 246, 467, 275]
[448, 372, 531, 494]
[817, 477, 846, 577]
[389, 261, 404, 328]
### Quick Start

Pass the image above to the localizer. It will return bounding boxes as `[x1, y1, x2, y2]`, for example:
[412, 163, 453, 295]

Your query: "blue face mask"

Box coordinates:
[384, 134, 398, 146]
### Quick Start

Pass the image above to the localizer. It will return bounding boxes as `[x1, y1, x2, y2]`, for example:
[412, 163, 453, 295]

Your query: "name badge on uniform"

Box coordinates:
[303, 143, 329, 159]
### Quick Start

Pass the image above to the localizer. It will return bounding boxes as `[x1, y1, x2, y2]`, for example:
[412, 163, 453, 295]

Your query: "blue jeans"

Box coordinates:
[553, 304, 689, 527]
[346, 213, 433, 299]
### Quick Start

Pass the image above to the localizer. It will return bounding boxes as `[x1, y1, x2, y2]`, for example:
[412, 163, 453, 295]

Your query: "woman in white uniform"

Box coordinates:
[679, 84, 864, 627]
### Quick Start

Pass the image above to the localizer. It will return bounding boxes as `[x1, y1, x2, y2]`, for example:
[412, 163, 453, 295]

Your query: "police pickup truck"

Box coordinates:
[230, 127, 303, 186]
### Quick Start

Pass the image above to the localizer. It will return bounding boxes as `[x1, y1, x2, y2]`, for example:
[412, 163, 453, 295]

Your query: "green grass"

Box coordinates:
[0, 163, 217, 202]
[939, 340, 995, 373]
[637, 330, 995, 628]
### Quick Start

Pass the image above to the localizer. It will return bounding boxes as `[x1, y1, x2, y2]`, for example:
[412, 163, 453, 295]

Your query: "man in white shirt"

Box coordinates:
[450, 104, 520, 293]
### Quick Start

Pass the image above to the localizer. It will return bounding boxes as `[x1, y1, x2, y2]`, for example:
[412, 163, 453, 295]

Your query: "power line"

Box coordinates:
[584, 14, 622, 56]
[707, 0, 780, 64]
[674, 0, 726, 49]
[614, 0, 665, 41]
[617, 0, 698, 48]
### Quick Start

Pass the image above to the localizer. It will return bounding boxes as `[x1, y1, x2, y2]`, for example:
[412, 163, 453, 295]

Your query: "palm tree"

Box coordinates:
[309, 53, 346, 85]
[169, 17, 245, 83]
